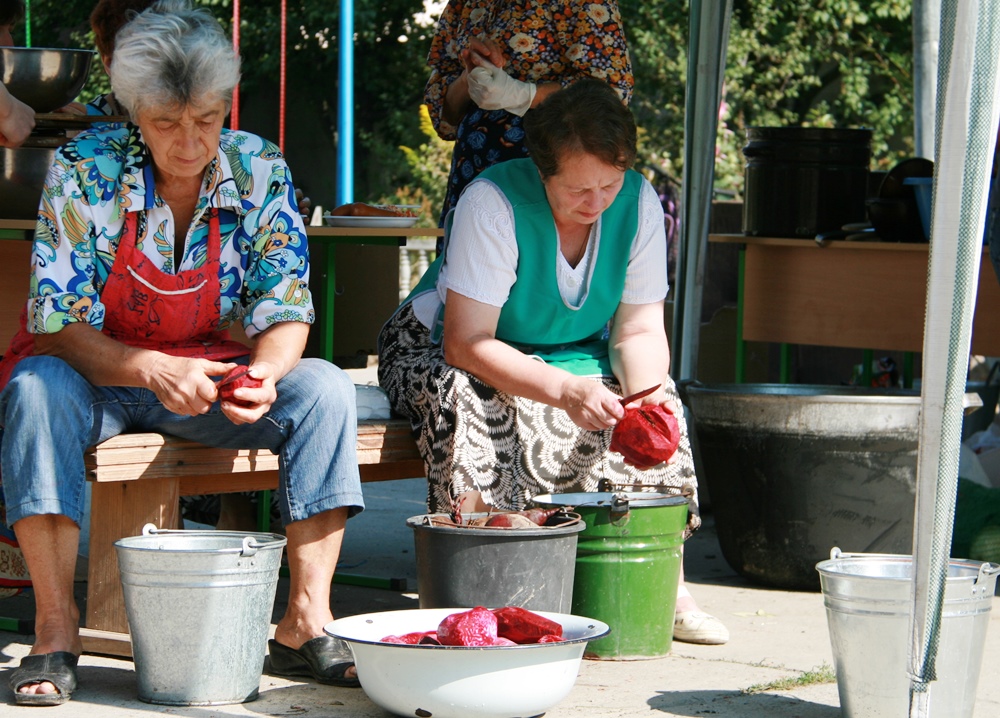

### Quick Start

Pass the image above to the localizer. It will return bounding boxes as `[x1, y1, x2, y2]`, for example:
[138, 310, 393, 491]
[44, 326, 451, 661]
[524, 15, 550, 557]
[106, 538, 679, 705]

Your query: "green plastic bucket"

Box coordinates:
[532, 492, 689, 660]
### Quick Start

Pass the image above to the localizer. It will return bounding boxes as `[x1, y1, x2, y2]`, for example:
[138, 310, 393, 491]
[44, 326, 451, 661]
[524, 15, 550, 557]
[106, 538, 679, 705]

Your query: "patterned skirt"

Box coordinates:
[377, 305, 701, 537]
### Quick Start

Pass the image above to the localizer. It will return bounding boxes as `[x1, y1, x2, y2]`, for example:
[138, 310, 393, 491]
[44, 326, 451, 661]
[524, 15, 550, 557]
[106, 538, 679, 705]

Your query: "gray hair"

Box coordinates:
[110, 0, 240, 118]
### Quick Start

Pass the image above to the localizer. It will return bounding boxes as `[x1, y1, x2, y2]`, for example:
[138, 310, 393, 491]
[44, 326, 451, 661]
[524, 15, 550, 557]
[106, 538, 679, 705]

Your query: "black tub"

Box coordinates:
[683, 383, 920, 590]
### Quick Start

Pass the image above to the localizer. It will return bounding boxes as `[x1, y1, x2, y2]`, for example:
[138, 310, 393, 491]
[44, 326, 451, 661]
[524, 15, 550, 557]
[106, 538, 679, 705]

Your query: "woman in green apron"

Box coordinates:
[379, 79, 727, 645]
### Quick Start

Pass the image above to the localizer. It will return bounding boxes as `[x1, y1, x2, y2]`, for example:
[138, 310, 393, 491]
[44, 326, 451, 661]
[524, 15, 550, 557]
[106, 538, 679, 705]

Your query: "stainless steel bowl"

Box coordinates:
[0, 146, 55, 219]
[1, 47, 94, 113]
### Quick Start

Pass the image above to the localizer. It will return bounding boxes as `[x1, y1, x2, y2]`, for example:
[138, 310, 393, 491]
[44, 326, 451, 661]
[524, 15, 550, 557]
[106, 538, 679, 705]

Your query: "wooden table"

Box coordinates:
[0, 219, 443, 362]
[709, 234, 1000, 381]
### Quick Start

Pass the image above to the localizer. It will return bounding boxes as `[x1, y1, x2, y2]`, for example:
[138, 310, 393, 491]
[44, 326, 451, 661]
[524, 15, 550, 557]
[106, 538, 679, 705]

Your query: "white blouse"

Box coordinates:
[412, 176, 669, 329]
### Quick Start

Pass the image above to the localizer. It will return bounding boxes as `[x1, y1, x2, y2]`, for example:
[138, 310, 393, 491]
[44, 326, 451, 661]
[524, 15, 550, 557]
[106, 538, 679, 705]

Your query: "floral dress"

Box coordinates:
[425, 0, 634, 225]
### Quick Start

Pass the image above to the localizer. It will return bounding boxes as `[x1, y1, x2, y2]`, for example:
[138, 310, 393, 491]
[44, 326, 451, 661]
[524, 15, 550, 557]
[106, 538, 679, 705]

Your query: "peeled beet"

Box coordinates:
[217, 367, 263, 406]
[492, 606, 563, 644]
[610, 404, 681, 469]
[380, 630, 440, 645]
[437, 606, 498, 647]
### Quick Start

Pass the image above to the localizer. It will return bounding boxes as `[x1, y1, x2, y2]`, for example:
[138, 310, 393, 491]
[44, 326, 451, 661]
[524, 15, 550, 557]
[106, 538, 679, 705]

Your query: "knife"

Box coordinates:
[619, 384, 660, 406]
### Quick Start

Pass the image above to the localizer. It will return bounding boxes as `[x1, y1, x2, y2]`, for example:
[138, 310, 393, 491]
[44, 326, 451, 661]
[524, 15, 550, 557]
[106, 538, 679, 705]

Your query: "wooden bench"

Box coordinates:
[80, 420, 424, 657]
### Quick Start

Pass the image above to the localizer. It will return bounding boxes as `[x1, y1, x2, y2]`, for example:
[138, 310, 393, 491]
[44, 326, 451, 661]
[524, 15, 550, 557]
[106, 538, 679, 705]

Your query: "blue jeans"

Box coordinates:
[0, 356, 364, 528]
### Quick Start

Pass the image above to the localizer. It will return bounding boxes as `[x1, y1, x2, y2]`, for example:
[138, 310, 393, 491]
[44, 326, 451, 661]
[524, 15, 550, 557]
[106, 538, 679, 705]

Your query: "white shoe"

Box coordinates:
[673, 611, 730, 645]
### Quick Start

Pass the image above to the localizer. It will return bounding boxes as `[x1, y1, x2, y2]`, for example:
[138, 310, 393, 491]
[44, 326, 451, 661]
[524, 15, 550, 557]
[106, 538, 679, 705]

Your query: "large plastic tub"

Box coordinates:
[684, 383, 920, 590]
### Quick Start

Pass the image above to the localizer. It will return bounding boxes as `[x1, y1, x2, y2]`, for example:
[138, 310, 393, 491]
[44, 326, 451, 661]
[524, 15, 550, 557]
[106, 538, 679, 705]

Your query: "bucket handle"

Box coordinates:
[139, 523, 264, 556]
[976, 562, 1000, 593]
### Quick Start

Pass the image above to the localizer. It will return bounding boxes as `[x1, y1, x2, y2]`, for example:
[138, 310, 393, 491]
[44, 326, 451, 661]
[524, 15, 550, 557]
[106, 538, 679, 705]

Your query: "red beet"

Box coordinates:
[492, 606, 563, 644]
[483, 513, 537, 528]
[380, 630, 439, 645]
[610, 404, 681, 469]
[537, 634, 563, 643]
[519, 507, 561, 526]
[483, 508, 562, 528]
[437, 606, 498, 646]
[217, 367, 263, 406]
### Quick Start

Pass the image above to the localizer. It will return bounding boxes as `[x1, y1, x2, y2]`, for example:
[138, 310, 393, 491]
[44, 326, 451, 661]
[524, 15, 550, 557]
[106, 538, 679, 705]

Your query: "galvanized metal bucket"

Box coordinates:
[816, 549, 1000, 718]
[532, 492, 689, 660]
[115, 524, 287, 705]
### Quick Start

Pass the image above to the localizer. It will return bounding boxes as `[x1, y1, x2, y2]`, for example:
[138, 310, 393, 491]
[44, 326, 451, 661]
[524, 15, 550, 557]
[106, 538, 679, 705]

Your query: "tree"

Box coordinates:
[623, 0, 914, 197]
[17, 0, 916, 202]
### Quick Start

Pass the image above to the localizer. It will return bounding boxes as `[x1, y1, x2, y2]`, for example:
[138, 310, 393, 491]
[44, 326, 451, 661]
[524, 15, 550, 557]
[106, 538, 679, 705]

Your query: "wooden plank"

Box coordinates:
[87, 421, 420, 482]
[80, 628, 132, 659]
[86, 479, 180, 636]
[740, 242, 1000, 355]
[0, 241, 31, 350]
[178, 472, 278, 495]
[360, 459, 425, 483]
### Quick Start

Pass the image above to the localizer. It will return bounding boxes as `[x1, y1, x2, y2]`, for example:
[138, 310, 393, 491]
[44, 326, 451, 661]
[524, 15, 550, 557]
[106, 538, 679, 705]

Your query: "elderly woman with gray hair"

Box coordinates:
[0, 0, 363, 705]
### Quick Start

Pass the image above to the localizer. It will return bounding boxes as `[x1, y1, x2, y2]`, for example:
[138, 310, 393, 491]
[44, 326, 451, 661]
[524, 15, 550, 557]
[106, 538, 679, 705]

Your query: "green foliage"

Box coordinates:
[388, 104, 453, 227]
[15, 0, 917, 206]
[622, 0, 913, 196]
[721, 0, 914, 194]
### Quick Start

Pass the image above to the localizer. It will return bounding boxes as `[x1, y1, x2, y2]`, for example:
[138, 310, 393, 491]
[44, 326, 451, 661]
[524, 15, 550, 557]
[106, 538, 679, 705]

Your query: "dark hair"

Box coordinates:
[0, 0, 25, 26]
[90, 0, 156, 61]
[523, 78, 637, 179]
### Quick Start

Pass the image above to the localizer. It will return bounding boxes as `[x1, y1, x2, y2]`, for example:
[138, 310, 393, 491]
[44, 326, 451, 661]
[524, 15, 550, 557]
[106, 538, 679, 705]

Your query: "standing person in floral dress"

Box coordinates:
[424, 0, 634, 229]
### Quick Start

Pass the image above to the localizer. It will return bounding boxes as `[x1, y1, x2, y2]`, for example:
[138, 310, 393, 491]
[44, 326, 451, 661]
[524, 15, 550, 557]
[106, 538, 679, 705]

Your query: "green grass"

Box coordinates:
[741, 663, 837, 695]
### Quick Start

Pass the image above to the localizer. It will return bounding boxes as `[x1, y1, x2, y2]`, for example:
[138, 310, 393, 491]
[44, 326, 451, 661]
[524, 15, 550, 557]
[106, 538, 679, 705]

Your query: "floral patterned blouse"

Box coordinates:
[425, 0, 634, 225]
[28, 124, 313, 339]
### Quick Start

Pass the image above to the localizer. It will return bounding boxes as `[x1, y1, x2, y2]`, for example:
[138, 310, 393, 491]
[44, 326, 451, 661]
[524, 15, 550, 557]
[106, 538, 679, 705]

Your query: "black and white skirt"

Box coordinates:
[377, 304, 701, 537]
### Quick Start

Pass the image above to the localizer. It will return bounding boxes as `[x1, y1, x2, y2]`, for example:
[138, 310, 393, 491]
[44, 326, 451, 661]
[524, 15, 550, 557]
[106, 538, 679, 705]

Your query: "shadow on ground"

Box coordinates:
[650, 688, 841, 717]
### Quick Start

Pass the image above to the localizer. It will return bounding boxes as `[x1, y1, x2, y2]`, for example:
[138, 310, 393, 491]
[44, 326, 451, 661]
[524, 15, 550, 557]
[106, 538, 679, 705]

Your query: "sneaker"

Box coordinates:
[673, 611, 730, 645]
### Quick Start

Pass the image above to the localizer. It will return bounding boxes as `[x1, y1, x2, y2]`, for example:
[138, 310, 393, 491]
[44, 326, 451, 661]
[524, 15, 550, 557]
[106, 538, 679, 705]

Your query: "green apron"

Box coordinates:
[404, 158, 642, 376]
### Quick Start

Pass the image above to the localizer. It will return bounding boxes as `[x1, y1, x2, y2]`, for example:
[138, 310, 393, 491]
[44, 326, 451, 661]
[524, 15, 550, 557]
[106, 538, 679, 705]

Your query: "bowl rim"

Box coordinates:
[0, 47, 96, 55]
[325, 608, 610, 649]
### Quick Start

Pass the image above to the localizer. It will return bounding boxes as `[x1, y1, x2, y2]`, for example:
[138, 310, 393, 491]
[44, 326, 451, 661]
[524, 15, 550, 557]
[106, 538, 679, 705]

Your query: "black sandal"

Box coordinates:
[267, 636, 360, 688]
[9, 652, 79, 706]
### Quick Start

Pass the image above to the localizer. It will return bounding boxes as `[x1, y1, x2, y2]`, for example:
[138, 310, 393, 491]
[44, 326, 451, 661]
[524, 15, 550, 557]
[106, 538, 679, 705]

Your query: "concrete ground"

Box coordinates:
[0, 366, 997, 715]
[0, 476, 997, 716]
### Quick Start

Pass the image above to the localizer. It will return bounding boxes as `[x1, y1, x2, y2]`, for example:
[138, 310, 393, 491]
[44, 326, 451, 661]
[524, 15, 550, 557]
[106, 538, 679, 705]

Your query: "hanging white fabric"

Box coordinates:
[908, 1, 1000, 716]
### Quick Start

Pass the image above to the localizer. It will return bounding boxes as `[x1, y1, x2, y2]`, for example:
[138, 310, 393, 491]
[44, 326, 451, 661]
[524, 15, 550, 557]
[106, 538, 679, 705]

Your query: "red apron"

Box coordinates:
[0, 210, 249, 390]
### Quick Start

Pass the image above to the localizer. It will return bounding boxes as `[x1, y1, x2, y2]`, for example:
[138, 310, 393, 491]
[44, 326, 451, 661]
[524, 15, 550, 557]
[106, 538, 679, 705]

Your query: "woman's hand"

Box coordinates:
[219, 362, 278, 425]
[561, 377, 625, 431]
[146, 356, 237, 416]
[461, 36, 505, 72]
[467, 59, 537, 116]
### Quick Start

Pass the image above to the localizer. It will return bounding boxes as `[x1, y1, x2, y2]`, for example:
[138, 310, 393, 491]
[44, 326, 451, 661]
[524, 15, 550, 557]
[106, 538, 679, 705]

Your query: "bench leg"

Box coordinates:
[83, 478, 179, 656]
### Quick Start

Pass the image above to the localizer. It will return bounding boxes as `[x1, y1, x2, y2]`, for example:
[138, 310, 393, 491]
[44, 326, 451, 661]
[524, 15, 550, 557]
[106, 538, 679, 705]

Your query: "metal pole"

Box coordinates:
[913, 0, 941, 160]
[672, 0, 733, 380]
[336, 0, 354, 205]
[231, 0, 240, 129]
[279, 0, 287, 153]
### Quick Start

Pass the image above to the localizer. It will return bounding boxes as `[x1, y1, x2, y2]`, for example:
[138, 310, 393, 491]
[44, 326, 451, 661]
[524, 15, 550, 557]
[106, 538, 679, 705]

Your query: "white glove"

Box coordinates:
[467, 62, 537, 117]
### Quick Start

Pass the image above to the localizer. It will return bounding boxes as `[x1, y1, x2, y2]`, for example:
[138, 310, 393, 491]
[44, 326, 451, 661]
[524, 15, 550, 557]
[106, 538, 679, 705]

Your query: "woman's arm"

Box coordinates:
[34, 324, 235, 416]
[608, 300, 672, 407]
[443, 290, 624, 431]
[0, 82, 34, 147]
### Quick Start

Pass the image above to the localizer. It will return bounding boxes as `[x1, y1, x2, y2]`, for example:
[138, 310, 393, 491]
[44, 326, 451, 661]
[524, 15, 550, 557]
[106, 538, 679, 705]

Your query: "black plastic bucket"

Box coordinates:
[742, 126, 872, 238]
[407, 513, 586, 612]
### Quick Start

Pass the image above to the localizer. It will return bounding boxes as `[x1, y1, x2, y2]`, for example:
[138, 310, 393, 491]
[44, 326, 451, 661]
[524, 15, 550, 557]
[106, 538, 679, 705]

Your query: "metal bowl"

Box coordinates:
[1, 47, 94, 112]
[326, 608, 609, 718]
[0, 146, 55, 219]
